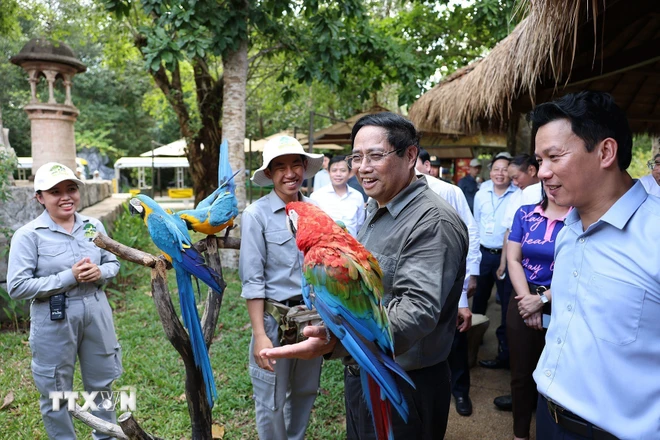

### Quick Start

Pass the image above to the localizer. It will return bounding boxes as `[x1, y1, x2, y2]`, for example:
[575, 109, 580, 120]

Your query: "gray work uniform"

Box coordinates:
[239, 191, 322, 440]
[7, 210, 122, 440]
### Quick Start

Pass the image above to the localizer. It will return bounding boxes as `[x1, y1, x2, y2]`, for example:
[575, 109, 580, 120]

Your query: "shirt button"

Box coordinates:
[573, 270, 578, 277]
[579, 238, 585, 243]
[557, 337, 562, 344]
[567, 304, 572, 311]
[545, 370, 552, 377]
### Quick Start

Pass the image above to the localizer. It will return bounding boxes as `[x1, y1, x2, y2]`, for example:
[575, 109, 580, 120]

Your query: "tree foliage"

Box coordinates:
[0, 0, 173, 163]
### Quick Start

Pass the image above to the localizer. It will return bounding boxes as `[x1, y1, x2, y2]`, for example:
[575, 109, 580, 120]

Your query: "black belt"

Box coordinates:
[480, 245, 502, 255]
[546, 398, 618, 440]
[282, 296, 305, 307]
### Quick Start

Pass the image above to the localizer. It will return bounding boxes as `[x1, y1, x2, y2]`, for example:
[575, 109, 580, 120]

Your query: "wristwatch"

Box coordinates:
[536, 286, 549, 304]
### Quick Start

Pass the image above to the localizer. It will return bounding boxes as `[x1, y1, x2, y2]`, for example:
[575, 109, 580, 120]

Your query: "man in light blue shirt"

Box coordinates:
[532, 91, 660, 440]
[472, 153, 517, 369]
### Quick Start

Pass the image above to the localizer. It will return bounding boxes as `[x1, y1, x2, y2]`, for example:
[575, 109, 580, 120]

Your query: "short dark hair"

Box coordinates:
[528, 91, 632, 170]
[351, 112, 420, 158]
[510, 153, 539, 172]
[328, 155, 347, 170]
[418, 147, 431, 163]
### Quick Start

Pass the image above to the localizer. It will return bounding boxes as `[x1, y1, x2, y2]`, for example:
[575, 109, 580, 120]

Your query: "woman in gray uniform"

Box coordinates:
[7, 162, 122, 440]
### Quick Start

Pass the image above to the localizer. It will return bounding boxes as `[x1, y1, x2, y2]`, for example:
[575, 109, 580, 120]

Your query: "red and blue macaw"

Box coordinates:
[285, 201, 414, 440]
[129, 194, 223, 407]
[176, 140, 239, 236]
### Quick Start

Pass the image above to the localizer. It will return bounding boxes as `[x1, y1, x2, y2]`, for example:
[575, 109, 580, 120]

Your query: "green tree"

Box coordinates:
[0, 0, 174, 164]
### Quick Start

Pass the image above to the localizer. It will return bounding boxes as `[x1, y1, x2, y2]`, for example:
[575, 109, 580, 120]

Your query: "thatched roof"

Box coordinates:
[410, 0, 660, 134]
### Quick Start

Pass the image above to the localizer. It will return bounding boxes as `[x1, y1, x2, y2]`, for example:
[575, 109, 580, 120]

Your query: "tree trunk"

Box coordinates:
[222, 37, 248, 212]
[221, 14, 248, 270]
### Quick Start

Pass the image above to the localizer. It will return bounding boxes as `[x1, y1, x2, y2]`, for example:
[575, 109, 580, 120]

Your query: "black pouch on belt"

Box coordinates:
[49, 293, 66, 321]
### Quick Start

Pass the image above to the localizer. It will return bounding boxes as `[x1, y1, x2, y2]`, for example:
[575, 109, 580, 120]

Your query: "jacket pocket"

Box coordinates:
[578, 273, 645, 345]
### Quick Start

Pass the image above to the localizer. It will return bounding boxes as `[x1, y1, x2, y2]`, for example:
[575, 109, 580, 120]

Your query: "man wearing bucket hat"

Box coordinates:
[8, 162, 122, 439]
[239, 136, 325, 439]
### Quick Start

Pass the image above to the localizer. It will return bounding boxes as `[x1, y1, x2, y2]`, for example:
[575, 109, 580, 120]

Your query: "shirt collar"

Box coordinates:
[485, 182, 516, 195]
[565, 180, 646, 231]
[267, 190, 306, 213]
[367, 176, 426, 219]
[34, 210, 84, 232]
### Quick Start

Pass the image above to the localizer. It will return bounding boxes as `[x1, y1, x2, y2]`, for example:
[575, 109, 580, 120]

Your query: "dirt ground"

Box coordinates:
[445, 293, 537, 440]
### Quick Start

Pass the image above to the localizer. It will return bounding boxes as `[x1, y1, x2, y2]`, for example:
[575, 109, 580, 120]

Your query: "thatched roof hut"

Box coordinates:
[409, 0, 660, 135]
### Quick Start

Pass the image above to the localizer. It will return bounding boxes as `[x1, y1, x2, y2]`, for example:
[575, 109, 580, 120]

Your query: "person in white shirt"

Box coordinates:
[639, 152, 660, 197]
[310, 155, 366, 236]
[416, 148, 480, 416]
[312, 153, 332, 191]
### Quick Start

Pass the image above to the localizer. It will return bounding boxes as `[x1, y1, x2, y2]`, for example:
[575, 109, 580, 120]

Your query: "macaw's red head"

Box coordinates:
[286, 201, 351, 253]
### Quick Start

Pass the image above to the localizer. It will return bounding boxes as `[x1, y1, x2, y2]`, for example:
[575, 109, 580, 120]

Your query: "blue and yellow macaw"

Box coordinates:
[129, 194, 222, 407]
[176, 140, 239, 236]
[285, 202, 415, 440]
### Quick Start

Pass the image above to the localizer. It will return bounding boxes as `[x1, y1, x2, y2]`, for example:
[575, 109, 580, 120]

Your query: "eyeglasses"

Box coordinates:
[647, 160, 660, 171]
[346, 149, 400, 169]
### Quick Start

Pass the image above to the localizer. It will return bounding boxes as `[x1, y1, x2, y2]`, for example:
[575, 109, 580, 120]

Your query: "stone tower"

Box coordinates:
[10, 38, 86, 174]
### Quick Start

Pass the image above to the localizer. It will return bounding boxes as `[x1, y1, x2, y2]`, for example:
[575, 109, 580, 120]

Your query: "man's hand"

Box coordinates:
[496, 263, 506, 280]
[259, 325, 336, 363]
[456, 307, 472, 332]
[466, 275, 477, 298]
[253, 333, 274, 371]
[516, 293, 543, 319]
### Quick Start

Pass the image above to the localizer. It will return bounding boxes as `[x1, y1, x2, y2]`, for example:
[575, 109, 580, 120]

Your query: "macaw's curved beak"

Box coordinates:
[286, 214, 298, 238]
[129, 198, 144, 217]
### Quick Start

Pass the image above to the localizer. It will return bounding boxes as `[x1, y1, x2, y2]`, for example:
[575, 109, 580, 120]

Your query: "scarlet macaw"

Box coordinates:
[129, 194, 222, 407]
[176, 140, 239, 235]
[285, 201, 414, 440]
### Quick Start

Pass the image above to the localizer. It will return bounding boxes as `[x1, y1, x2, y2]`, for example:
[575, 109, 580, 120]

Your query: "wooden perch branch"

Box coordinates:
[118, 413, 165, 440]
[93, 232, 160, 267]
[69, 404, 128, 440]
[92, 231, 240, 440]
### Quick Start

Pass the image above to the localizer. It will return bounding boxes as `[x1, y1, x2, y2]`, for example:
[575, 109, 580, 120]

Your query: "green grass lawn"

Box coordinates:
[0, 213, 346, 439]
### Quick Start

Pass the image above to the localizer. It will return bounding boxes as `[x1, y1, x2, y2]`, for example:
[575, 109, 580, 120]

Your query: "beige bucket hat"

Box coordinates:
[251, 135, 324, 186]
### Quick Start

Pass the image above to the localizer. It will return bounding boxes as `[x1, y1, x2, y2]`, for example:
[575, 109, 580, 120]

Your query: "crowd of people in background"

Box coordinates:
[249, 91, 660, 440]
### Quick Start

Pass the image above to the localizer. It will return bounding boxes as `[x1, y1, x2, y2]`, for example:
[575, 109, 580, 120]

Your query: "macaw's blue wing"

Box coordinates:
[179, 245, 224, 295]
[177, 191, 238, 236]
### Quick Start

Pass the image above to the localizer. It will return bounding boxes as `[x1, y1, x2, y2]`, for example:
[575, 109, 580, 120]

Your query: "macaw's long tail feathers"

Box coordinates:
[174, 267, 218, 407]
[362, 373, 394, 440]
[218, 140, 235, 195]
[314, 299, 412, 422]
[179, 246, 225, 296]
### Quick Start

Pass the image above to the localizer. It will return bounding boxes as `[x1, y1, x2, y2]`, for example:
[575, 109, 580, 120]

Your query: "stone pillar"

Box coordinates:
[10, 39, 86, 175]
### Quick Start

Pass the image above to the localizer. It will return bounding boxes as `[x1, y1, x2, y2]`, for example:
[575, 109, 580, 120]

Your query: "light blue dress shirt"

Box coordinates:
[534, 181, 660, 439]
[473, 182, 516, 249]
